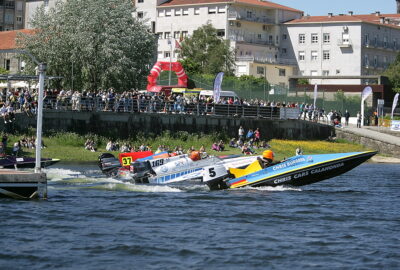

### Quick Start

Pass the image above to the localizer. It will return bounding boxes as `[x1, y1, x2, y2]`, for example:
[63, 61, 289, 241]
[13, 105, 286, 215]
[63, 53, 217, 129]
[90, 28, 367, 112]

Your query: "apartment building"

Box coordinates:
[25, 0, 58, 29]
[135, 0, 303, 87]
[0, 0, 25, 31]
[282, 12, 400, 85]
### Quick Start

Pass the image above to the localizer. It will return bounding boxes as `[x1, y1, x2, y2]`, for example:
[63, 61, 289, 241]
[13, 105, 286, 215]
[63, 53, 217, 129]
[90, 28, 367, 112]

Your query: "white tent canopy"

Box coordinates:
[11, 81, 29, 88]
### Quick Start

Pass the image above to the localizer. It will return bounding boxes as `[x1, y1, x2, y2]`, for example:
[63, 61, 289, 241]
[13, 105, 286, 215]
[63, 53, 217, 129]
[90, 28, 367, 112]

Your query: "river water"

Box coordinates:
[1, 162, 399, 269]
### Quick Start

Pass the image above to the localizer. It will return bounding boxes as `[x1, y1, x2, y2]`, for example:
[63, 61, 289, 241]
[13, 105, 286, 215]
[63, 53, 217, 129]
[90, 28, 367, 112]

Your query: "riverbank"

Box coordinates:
[4, 132, 371, 162]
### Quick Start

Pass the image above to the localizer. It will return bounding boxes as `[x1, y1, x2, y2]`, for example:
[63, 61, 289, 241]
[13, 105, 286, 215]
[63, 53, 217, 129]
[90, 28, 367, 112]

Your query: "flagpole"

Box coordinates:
[169, 24, 172, 86]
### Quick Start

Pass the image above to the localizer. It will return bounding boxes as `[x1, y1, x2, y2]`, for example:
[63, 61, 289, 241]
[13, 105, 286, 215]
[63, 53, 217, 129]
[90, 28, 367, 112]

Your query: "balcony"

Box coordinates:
[235, 56, 297, 66]
[228, 11, 275, 25]
[229, 34, 277, 47]
[364, 40, 400, 51]
[337, 38, 352, 48]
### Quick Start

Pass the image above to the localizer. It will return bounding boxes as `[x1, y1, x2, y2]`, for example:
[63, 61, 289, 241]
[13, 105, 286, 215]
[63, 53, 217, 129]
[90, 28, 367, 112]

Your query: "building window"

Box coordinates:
[247, 11, 252, 18]
[5, 59, 11, 71]
[181, 31, 188, 38]
[164, 52, 171, 58]
[218, 6, 226, 13]
[374, 56, 378, 67]
[322, 70, 329, 76]
[164, 32, 171, 39]
[194, 8, 200, 15]
[323, 50, 330, 60]
[208, 7, 216, 14]
[217, 29, 225, 37]
[257, 34, 262, 39]
[310, 70, 318, 76]
[279, 69, 286, 76]
[299, 34, 305, 44]
[16, 1, 23, 11]
[298, 51, 305, 61]
[173, 31, 180, 38]
[5, 1, 15, 8]
[165, 9, 171, 17]
[137, 12, 144, 19]
[384, 37, 388, 48]
[157, 32, 163, 39]
[281, 48, 287, 54]
[336, 69, 341, 74]
[175, 9, 181, 16]
[158, 10, 165, 17]
[311, 33, 318, 44]
[282, 34, 287, 40]
[182, 8, 189, 15]
[323, 33, 330, 43]
[364, 55, 369, 66]
[5, 13, 14, 24]
[16, 16, 22, 23]
[138, 0, 144, 3]
[257, 66, 265, 75]
[365, 34, 369, 45]
[311, 51, 318, 61]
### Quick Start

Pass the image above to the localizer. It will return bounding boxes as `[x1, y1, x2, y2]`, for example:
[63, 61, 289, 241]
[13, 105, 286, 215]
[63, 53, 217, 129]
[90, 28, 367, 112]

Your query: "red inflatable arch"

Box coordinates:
[146, 61, 188, 93]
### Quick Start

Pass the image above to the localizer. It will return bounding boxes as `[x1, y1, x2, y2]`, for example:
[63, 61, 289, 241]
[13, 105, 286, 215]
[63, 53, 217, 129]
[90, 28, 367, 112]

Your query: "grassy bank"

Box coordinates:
[4, 131, 368, 162]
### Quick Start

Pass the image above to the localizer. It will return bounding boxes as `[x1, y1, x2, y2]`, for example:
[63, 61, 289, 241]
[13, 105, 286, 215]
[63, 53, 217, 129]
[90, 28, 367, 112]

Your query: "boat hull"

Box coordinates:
[217, 151, 377, 190]
[249, 151, 376, 188]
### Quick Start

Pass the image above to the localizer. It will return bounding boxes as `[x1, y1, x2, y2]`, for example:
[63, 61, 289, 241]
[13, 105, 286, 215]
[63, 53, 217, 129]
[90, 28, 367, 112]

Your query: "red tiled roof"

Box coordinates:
[158, 0, 302, 13]
[0, 29, 36, 50]
[286, 13, 400, 28]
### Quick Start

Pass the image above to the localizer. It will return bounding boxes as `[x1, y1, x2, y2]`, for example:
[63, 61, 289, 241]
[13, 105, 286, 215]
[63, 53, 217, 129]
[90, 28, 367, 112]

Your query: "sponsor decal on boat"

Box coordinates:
[273, 176, 292, 184]
[272, 157, 306, 171]
[310, 162, 344, 174]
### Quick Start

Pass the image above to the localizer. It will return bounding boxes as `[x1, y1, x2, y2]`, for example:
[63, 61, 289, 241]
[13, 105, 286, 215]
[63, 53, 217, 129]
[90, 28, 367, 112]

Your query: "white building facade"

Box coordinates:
[282, 12, 400, 85]
[135, 0, 303, 87]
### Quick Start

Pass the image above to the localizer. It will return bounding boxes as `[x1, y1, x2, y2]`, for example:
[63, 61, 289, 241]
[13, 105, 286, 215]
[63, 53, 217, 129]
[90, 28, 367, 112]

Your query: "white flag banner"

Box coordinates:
[391, 93, 399, 119]
[361, 86, 372, 102]
[361, 86, 372, 127]
[313, 84, 318, 109]
[213, 72, 224, 103]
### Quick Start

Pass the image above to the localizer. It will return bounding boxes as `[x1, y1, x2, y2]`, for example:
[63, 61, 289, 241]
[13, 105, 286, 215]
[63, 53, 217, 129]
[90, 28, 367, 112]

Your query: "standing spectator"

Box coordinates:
[238, 126, 244, 141]
[254, 128, 261, 147]
[344, 110, 350, 126]
[356, 111, 362, 128]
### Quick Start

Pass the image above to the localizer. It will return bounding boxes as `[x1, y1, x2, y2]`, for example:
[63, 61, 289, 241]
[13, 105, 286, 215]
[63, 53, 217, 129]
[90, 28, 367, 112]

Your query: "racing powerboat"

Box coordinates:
[0, 155, 60, 169]
[99, 151, 258, 184]
[203, 151, 377, 190]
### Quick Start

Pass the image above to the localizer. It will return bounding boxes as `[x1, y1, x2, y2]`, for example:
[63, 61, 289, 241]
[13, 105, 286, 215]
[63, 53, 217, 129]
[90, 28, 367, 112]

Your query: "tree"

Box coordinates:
[178, 23, 235, 76]
[383, 54, 400, 93]
[18, 0, 156, 91]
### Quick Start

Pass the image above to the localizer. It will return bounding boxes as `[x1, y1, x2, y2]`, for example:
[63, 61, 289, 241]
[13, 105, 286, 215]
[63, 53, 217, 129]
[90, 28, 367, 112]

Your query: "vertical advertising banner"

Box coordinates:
[213, 72, 224, 103]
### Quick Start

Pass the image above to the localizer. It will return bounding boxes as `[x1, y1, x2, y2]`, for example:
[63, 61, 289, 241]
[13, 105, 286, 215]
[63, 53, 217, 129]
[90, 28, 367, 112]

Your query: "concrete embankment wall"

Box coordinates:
[7, 111, 334, 141]
[335, 129, 400, 157]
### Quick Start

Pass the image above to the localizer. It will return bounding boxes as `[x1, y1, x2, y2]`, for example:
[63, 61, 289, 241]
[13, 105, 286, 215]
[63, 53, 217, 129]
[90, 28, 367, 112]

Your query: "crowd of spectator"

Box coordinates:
[0, 86, 301, 116]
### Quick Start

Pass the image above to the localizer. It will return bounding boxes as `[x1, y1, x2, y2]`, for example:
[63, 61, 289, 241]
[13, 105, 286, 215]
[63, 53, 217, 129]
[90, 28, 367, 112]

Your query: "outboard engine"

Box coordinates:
[130, 160, 155, 184]
[202, 164, 230, 190]
[98, 153, 121, 177]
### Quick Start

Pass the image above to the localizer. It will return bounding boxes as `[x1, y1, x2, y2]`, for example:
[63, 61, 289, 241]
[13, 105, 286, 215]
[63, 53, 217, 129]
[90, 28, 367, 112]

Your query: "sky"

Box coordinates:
[276, 0, 397, 16]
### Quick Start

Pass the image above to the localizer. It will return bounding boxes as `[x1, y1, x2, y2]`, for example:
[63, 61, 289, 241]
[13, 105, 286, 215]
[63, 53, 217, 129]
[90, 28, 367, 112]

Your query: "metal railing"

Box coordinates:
[37, 96, 300, 119]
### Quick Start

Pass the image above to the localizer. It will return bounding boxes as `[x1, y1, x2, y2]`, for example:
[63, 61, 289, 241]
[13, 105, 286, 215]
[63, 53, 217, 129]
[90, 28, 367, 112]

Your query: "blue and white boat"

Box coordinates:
[203, 151, 377, 190]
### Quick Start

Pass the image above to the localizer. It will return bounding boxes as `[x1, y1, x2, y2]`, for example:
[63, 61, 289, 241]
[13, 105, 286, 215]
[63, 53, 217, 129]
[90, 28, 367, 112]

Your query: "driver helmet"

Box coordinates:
[190, 151, 201, 161]
[262, 150, 274, 161]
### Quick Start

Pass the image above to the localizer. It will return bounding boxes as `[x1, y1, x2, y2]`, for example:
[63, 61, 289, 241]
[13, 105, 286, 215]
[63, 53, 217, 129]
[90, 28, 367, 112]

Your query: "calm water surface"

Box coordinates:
[0, 162, 399, 269]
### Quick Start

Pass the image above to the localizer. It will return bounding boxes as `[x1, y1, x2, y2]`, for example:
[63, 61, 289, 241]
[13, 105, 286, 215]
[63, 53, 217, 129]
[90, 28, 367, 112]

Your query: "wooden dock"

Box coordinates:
[0, 170, 47, 199]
